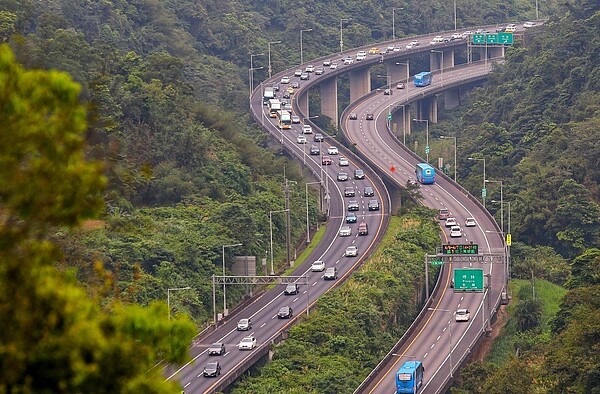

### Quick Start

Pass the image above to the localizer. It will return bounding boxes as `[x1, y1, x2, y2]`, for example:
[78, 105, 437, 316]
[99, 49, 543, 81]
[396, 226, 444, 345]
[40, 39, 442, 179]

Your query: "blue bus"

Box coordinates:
[396, 360, 425, 393]
[415, 163, 435, 184]
[413, 71, 432, 87]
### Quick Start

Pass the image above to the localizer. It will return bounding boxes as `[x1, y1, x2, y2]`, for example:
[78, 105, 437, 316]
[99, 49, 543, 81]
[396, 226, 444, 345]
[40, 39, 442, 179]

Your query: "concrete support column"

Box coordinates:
[391, 104, 411, 144]
[488, 46, 505, 59]
[388, 62, 409, 85]
[444, 88, 460, 109]
[320, 77, 338, 128]
[429, 49, 455, 72]
[443, 49, 455, 68]
[296, 90, 309, 118]
[428, 96, 438, 123]
[349, 68, 371, 103]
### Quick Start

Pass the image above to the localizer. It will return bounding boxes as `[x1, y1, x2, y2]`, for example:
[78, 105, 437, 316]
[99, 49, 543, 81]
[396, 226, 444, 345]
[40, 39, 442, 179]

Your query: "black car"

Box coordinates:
[203, 361, 221, 377]
[384, 88, 392, 95]
[284, 283, 299, 295]
[314, 133, 324, 142]
[282, 91, 291, 99]
[349, 113, 358, 120]
[309, 145, 320, 155]
[291, 81, 300, 88]
[364, 186, 374, 197]
[272, 83, 280, 92]
[208, 342, 226, 356]
[346, 212, 357, 223]
[277, 306, 293, 319]
[366, 113, 374, 120]
[368, 199, 380, 211]
[354, 169, 365, 179]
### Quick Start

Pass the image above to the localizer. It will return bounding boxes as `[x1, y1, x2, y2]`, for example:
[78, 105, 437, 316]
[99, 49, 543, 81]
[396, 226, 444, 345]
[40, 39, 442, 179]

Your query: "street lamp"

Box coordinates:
[412, 118, 430, 163]
[305, 181, 323, 243]
[300, 28, 313, 65]
[269, 209, 289, 275]
[167, 286, 191, 321]
[249, 53, 264, 98]
[428, 307, 454, 377]
[340, 18, 351, 53]
[392, 7, 403, 40]
[468, 157, 486, 207]
[485, 180, 503, 232]
[439, 135, 457, 182]
[268, 40, 281, 78]
[491, 199, 511, 280]
[453, 0, 457, 30]
[222, 243, 242, 317]
[431, 49, 444, 87]
[249, 66, 264, 100]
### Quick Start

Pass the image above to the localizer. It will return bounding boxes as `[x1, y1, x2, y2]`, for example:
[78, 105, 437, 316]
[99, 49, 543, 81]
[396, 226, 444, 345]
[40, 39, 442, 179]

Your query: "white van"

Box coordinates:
[505, 24, 516, 32]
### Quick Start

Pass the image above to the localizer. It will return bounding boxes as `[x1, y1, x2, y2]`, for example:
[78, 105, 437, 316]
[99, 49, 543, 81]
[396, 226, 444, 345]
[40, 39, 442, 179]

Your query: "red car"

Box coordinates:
[322, 155, 332, 165]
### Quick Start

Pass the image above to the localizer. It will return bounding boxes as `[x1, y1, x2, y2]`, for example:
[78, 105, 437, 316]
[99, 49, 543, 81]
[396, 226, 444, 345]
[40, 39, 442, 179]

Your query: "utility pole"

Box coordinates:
[284, 178, 292, 267]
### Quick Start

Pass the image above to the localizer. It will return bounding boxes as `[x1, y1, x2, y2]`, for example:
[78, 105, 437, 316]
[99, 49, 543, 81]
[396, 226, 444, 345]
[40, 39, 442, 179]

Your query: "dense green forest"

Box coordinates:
[1, 0, 599, 392]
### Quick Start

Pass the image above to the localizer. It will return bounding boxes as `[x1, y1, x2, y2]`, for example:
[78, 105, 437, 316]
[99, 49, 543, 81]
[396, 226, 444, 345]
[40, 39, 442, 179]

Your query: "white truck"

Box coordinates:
[263, 87, 275, 105]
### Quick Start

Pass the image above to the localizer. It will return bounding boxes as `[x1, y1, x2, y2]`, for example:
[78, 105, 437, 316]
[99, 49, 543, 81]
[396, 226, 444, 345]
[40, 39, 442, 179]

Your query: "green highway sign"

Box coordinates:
[472, 32, 514, 45]
[454, 268, 484, 292]
[425, 146, 430, 154]
[431, 259, 443, 266]
[387, 113, 392, 120]
[482, 188, 487, 198]
[498, 32, 514, 44]
[472, 34, 485, 44]
[485, 33, 498, 44]
[442, 244, 479, 255]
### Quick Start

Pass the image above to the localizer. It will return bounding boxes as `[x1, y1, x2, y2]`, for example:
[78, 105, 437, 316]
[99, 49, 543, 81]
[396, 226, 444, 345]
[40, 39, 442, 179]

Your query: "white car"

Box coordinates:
[523, 21, 536, 28]
[445, 217, 457, 227]
[451, 32, 463, 40]
[356, 51, 367, 60]
[343, 57, 354, 65]
[329, 62, 338, 69]
[339, 157, 349, 166]
[406, 40, 419, 49]
[429, 35, 444, 44]
[455, 309, 470, 322]
[305, 64, 315, 73]
[327, 146, 339, 155]
[291, 115, 300, 124]
[311, 260, 326, 272]
[296, 135, 308, 144]
[302, 124, 313, 134]
[238, 336, 257, 350]
[345, 245, 358, 257]
[450, 225, 462, 238]
[280, 76, 290, 84]
[339, 226, 352, 237]
[465, 217, 477, 227]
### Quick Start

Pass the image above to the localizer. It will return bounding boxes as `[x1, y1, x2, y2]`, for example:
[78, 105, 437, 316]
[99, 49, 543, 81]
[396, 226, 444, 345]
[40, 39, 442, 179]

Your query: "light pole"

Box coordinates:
[485, 180, 503, 232]
[439, 135, 457, 181]
[536, 0, 539, 19]
[269, 209, 289, 275]
[167, 286, 191, 321]
[454, 0, 457, 30]
[491, 199, 511, 281]
[300, 28, 313, 65]
[413, 118, 430, 162]
[392, 8, 403, 40]
[431, 49, 444, 87]
[222, 243, 242, 316]
[249, 53, 264, 98]
[428, 307, 454, 377]
[249, 66, 264, 100]
[340, 18, 351, 53]
[468, 157, 486, 207]
[268, 40, 281, 79]
[305, 181, 323, 243]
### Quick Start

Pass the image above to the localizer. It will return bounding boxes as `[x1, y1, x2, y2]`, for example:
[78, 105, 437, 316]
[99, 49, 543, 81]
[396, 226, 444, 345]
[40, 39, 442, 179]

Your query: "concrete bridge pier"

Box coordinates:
[296, 90, 309, 118]
[319, 77, 338, 128]
[349, 68, 371, 103]
[388, 61, 410, 85]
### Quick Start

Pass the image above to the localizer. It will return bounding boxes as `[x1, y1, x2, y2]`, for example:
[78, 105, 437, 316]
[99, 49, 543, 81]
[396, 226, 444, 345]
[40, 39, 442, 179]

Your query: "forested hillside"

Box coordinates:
[2, 0, 598, 392]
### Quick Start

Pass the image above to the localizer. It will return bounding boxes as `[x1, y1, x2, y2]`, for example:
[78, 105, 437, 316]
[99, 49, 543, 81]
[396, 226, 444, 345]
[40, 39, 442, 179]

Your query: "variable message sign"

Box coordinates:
[442, 244, 479, 255]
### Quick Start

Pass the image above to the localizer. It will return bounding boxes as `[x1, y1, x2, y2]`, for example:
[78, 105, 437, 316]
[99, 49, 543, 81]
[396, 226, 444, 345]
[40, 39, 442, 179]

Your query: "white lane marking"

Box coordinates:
[436, 335, 441, 341]
[184, 382, 191, 388]
[260, 323, 266, 328]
